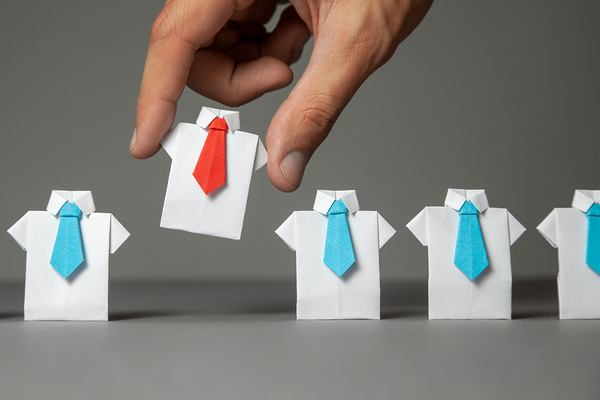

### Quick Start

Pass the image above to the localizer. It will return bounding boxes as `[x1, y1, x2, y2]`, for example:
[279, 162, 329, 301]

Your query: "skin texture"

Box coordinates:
[131, 0, 433, 191]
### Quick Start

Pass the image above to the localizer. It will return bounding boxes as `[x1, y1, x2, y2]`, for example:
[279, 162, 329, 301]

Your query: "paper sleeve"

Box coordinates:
[377, 213, 396, 249]
[406, 208, 428, 246]
[537, 209, 558, 248]
[253, 137, 268, 172]
[507, 211, 526, 246]
[160, 125, 180, 159]
[275, 213, 297, 251]
[109, 215, 130, 254]
[7, 212, 30, 251]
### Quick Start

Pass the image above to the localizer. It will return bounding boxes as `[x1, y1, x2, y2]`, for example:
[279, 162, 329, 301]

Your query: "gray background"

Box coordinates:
[1, 2, 600, 400]
[1, 0, 599, 282]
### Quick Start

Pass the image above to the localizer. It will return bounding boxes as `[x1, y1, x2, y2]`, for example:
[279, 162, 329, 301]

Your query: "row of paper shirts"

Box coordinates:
[7, 188, 600, 321]
[6, 108, 600, 320]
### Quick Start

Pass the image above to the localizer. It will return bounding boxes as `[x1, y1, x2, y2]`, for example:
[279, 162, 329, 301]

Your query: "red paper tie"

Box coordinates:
[193, 117, 228, 194]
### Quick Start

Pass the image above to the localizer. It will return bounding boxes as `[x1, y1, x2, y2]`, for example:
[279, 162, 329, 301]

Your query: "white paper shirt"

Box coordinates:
[537, 190, 600, 319]
[276, 190, 396, 320]
[160, 107, 267, 240]
[407, 189, 526, 319]
[7, 191, 130, 321]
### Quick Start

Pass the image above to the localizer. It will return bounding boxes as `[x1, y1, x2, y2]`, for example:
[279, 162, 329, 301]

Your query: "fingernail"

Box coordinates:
[129, 128, 137, 151]
[280, 151, 310, 189]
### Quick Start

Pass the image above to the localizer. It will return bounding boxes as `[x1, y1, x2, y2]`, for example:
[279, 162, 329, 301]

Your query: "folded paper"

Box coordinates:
[454, 201, 489, 280]
[193, 117, 228, 194]
[407, 189, 525, 320]
[537, 190, 600, 319]
[585, 203, 600, 274]
[160, 106, 267, 240]
[7, 190, 130, 321]
[324, 200, 356, 277]
[276, 190, 396, 320]
[50, 202, 85, 278]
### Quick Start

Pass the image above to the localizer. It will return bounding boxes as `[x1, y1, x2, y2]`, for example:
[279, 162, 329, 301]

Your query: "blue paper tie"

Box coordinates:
[323, 200, 356, 277]
[50, 202, 85, 279]
[586, 203, 600, 275]
[454, 201, 489, 280]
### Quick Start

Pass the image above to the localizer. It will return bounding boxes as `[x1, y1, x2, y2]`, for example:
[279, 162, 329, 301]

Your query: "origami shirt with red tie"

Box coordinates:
[160, 107, 267, 240]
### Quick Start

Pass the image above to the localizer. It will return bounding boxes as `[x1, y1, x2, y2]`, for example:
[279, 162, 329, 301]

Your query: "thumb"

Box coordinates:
[266, 39, 370, 192]
[265, 0, 434, 192]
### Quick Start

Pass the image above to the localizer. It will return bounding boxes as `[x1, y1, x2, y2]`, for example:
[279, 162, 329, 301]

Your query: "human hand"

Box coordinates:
[130, 0, 433, 191]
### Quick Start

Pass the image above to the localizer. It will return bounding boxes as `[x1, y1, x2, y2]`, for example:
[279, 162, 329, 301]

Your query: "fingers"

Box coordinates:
[186, 49, 293, 106]
[212, 27, 241, 51]
[131, 0, 246, 159]
[185, 6, 309, 107]
[230, 0, 278, 24]
[260, 6, 311, 65]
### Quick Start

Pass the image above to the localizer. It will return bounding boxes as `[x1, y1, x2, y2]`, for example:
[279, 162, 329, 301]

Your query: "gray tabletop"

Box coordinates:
[0, 280, 598, 400]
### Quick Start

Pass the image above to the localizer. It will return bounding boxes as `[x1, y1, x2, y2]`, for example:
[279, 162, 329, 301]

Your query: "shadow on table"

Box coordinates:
[381, 281, 428, 319]
[0, 284, 24, 320]
[109, 281, 297, 321]
[110, 311, 178, 321]
[512, 279, 558, 319]
[0, 312, 25, 320]
[381, 279, 559, 320]
[107, 279, 560, 321]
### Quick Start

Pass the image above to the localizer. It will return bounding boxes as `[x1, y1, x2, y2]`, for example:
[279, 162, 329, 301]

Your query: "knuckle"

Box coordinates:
[150, 9, 180, 43]
[299, 95, 343, 143]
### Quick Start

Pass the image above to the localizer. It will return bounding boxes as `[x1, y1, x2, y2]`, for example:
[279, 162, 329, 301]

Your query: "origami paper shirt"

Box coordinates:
[160, 106, 267, 240]
[7, 190, 130, 321]
[407, 189, 525, 320]
[276, 190, 396, 320]
[537, 190, 600, 319]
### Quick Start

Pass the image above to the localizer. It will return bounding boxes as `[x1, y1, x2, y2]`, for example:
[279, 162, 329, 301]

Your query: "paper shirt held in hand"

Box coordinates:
[537, 190, 600, 319]
[159, 106, 267, 240]
[276, 190, 396, 320]
[7, 190, 130, 321]
[407, 189, 525, 320]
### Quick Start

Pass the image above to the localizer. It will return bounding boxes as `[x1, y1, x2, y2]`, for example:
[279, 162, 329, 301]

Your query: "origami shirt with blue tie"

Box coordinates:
[407, 189, 525, 320]
[276, 190, 396, 320]
[7, 190, 129, 321]
[537, 190, 600, 319]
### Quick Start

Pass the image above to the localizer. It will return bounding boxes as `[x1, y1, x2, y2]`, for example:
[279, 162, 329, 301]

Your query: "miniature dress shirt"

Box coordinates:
[537, 190, 600, 319]
[7, 191, 130, 321]
[407, 189, 525, 319]
[276, 190, 396, 320]
[160, 107, 267, 240]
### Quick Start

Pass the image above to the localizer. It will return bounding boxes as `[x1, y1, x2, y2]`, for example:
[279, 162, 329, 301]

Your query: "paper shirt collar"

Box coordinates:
[313, 190, 360, 215]
[46, 190, 96, 216]
[572, 190, 600, 213]
[196, 107, 241, 132]
[444, 188, 489, 213]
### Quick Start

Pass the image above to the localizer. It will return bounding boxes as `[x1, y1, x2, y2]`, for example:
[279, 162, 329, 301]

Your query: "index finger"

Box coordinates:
[131, 0, 251, 158]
